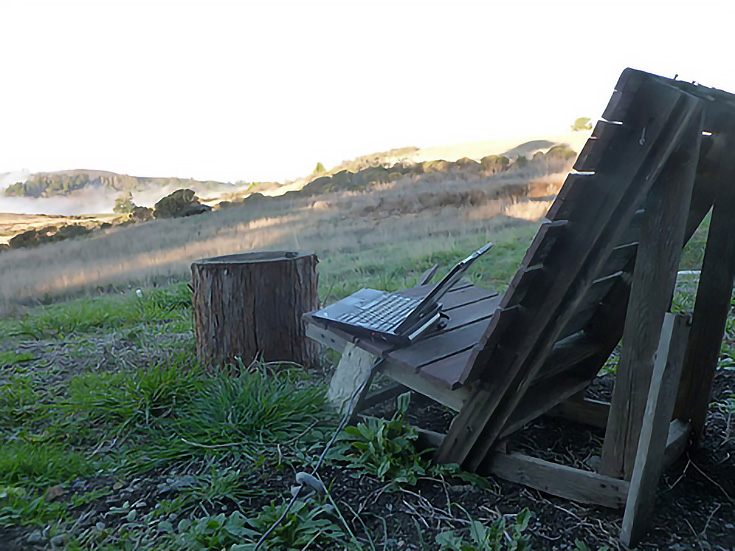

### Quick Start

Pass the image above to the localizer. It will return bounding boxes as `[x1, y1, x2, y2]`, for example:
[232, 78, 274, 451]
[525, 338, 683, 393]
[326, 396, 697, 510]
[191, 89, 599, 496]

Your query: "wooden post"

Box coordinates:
[600, 113, 702, 480]
[674, 127, 735, 437]
[327, 342, 379, 415]
[621, 314, 690, 545]
[191, 251, 319, 370]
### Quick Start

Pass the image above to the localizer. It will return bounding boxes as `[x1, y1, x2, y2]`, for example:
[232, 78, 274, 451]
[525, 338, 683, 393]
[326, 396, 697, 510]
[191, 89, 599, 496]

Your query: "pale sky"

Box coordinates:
[1, 0, 732, 184]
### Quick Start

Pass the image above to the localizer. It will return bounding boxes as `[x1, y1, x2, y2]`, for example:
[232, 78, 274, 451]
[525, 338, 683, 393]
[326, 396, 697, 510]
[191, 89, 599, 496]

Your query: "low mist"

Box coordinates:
[0, 190, 116, 216]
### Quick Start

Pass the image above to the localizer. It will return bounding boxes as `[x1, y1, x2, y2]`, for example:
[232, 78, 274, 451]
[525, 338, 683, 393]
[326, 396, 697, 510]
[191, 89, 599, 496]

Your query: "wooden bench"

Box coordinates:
[305, 68, 735, 545]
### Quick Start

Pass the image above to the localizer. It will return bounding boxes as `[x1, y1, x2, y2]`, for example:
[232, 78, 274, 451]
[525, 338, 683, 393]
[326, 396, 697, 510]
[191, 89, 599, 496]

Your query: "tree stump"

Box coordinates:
[191, 251, 319, 370]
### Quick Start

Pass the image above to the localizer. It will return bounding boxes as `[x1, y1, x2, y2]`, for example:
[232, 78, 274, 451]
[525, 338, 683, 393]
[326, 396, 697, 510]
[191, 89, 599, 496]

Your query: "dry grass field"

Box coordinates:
[0, 213, 118, 246]
[0, 158, 571, 315]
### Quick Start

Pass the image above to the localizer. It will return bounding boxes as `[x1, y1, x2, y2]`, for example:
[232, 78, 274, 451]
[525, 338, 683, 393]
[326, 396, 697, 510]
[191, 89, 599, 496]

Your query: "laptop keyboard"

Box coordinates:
[337, 293, 422, 332]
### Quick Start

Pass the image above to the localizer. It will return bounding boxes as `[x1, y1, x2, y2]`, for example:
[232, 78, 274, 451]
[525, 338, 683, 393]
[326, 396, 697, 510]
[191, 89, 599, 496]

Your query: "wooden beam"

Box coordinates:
[674, 126, 735, 437]
[500, 375, 590, 438]
[601, 112, 702, 480]
[489, 452, 629, 509]
[663, 419, 691, 469]
[620, 314, 691, 545]
[326, 342, 379, 416]
[382, 360, 472, 412]
[306, 322, 350, 354]
[358, 382, 409, 412]
[547, 397, 610, 429]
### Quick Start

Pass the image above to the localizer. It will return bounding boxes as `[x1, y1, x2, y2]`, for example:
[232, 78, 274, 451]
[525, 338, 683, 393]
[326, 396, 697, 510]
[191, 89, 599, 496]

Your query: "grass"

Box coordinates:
[0, 225, 539, 547]
[61, 360, 202, 436]
[0, 180, 728, 549]
[0, 160, 565, 315]
[1, 282, 193, 339]
[0, 440, 95, 487]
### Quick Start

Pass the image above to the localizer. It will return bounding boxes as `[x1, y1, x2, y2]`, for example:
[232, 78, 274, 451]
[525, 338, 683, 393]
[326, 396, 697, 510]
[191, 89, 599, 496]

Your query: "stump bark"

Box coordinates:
[191, 251, 319, 370]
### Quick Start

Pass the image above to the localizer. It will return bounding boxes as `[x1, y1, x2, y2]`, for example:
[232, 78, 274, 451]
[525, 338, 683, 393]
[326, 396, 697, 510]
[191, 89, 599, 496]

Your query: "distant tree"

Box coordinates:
[154, 188, 201, 218]
[571, 117, 593, 131]
[313, 162, 326, 175]
[113, 192, 136, 214]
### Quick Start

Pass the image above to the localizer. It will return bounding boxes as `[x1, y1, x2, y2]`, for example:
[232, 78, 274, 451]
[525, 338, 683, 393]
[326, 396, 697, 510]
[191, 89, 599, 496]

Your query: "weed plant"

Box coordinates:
[336, 393, 486, 489]
[0, 486, 69, 527]
[436, 507, 532, 551]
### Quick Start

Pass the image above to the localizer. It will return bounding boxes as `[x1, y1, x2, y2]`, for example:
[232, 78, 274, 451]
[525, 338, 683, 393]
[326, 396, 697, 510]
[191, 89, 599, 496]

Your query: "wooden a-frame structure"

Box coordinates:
[304, 69, 735, 544]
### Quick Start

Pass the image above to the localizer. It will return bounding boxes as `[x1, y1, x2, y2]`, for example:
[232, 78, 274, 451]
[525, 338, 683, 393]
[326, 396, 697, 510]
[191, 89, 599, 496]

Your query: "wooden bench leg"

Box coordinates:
[327, 342, 380, 416]
[620, 313, 691, 546]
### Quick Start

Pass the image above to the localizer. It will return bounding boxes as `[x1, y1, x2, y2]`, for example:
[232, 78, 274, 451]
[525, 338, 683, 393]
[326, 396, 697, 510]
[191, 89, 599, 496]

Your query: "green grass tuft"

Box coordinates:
[62, 361, 203, 436]
[0, 351, 36, 366]
[0, 440, 95, 486]
[178, 365, 328, 448]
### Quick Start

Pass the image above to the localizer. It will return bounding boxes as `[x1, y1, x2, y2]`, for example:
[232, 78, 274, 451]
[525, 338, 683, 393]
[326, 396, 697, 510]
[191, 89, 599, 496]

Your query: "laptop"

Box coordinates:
[310, 242, 493, 345]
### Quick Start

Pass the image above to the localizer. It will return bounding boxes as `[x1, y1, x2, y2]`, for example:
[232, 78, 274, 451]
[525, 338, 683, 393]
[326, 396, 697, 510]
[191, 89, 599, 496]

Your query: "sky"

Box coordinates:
[1, 0, 733, 185]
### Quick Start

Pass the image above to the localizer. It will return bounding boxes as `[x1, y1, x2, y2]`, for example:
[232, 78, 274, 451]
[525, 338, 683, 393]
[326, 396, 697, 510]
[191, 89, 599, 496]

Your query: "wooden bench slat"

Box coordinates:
[546, 173, 599, 221]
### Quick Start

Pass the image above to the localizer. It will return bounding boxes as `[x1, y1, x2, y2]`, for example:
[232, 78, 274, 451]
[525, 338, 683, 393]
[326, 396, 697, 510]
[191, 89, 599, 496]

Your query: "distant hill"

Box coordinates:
[3, 169, 235, 199]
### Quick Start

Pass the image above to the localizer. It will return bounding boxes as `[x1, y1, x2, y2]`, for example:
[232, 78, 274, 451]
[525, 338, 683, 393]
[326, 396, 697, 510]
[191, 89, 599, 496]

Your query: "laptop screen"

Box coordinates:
[397, 241, 493, 331]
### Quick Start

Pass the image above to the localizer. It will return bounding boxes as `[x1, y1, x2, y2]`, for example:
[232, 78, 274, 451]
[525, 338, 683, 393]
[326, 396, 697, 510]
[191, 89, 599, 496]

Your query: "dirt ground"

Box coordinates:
[3, 368, 732, 551]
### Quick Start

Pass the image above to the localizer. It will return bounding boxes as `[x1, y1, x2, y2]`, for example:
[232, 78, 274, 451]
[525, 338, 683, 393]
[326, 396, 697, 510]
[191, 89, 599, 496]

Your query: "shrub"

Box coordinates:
[113, 192, 136, 214]
[154, 189, 200, 219]
[571, 117, 593, 131]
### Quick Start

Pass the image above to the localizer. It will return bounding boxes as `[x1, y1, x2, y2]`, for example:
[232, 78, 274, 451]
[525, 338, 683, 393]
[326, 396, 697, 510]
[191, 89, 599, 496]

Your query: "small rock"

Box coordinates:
[71, 480, 86, 491]
[95, 522, 106, 531]
[27, 530, 44, 544]
[50, 534, 68, 548]
[725, 523, 734, 530]
[584, 455, 601, 470]
[112, 482, 123, 490]
[169, 475, 196, 489]
[45, 484, 65, 501]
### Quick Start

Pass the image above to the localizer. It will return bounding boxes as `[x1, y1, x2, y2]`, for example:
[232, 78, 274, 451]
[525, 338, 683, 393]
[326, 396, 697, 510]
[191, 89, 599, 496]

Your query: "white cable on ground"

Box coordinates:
[254, 355, 387, 550]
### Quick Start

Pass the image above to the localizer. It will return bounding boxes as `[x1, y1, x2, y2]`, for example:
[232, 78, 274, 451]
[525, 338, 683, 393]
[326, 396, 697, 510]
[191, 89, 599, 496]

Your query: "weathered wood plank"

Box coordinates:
[496, 266, 543, 309]
[674, 126, 735, 437]
[546, 173, 597, 221]
[558, 272, 624, 340]
[500, 375, 590, 438]
[574, 120, 626, 172]
[600, 242, 638, 276]
[327, 342, 379, 415]
[534, 332, 604, 382]
[442, 80, 702, 470]
[418, 348, 475, 390]
[663, 419, 690, 468]
[620, 314, 690, 545]
[390, 316, 493, 371]
[489, 452, 630, 509]
[520, 220, 568, 270]
[305, 321, 353, 354]
[548, 397, 611, 429]
[602, 68, 648, 123]
[358, 382, 409, 412]
[382, 358, 473, 412]
[601, 112, 702, 480]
